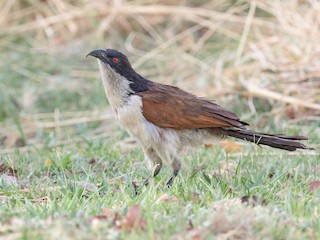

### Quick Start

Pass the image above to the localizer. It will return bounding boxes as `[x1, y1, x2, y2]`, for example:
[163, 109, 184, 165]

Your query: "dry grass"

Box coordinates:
[0, 0, 319, 150]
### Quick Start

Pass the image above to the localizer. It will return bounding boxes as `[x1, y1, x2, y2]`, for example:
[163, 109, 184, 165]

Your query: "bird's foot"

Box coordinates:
[165, 169, 179, 189]
[143, 175, 152, 186]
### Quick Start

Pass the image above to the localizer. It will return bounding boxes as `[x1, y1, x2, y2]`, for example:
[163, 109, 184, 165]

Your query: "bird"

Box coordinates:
[87, 48, 312, 187]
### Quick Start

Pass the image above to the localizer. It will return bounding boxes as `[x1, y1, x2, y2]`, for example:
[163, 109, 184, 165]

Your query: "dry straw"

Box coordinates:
[0, 0, 319, 152]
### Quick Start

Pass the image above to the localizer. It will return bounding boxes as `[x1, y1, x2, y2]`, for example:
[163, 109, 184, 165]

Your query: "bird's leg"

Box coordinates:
[144, 163, 162, 186]
[143, 148, 163, 186]
[165, 169, 180, 188]
[166, 157, 181, 188]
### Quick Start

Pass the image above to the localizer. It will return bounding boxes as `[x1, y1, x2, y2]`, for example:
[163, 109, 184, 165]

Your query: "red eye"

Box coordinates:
[113, 57, 119, 63]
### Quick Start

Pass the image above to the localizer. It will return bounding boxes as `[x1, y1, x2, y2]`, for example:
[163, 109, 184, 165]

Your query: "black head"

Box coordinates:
[87, 49, 149, 93]
[87, 49, 133, 74]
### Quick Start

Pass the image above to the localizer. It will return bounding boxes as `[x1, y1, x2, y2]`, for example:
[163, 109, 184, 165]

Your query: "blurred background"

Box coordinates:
[0, 0, 319, 152]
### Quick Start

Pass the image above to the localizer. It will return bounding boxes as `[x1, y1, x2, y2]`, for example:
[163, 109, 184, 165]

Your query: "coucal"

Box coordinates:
[87, 49, 312, 187]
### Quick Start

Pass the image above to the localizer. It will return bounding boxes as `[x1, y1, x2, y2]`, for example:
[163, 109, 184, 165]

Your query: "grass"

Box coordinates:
[0, 139, 319, 239]
[0, 0, 319, 239]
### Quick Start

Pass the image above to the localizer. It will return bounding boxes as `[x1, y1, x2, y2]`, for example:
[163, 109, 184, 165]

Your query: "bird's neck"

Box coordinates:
[98, 60, 133, 111]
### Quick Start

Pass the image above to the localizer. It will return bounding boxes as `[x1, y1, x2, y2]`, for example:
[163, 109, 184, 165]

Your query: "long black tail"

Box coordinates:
[223, 129, 313, 151]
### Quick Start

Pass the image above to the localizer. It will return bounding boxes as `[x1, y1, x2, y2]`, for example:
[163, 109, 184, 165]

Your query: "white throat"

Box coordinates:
[97, 60, 133, 112]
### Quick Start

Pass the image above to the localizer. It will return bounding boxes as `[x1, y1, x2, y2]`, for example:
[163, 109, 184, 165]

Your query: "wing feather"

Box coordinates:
[138, 83, 248, 130]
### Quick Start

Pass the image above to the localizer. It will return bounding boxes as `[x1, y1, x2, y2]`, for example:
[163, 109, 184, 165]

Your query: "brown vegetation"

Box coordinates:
[0, 0, 319, 152]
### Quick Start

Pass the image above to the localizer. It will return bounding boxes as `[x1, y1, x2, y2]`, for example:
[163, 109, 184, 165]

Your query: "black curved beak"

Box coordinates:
[86, 49, 107, 62]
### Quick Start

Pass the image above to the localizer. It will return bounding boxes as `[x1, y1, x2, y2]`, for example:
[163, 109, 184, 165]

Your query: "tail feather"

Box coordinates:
[223, 129, 313, 151]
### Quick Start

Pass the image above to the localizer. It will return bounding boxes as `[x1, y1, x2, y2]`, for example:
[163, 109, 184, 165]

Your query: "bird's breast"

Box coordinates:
[116, 95, 162, 145]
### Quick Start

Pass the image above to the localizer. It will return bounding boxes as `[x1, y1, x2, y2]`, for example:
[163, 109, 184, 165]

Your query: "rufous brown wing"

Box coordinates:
[138, 82, 248, 130]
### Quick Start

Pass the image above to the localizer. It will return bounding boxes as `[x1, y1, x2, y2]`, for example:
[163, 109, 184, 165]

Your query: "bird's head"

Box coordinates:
[87, 49, 134, 77]
[87, 48, 149, 93]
